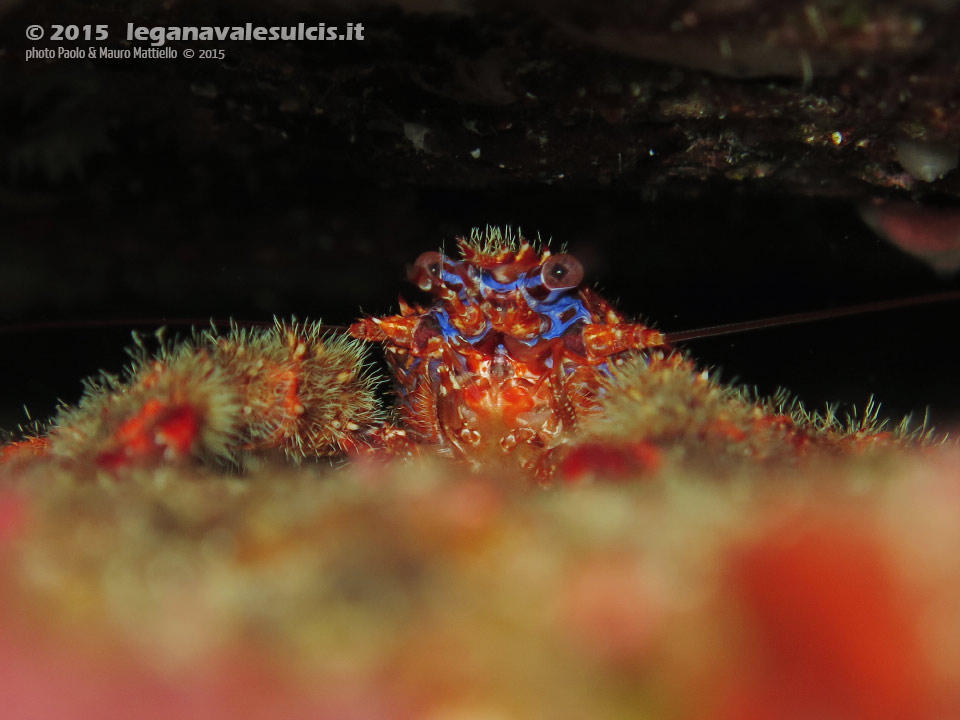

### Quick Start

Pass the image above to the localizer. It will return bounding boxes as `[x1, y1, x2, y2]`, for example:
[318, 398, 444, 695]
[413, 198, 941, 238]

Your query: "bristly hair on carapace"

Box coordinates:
[579, 353, 934, 470]
[29, 319, 384, 474]
[465, 226, 541, 257]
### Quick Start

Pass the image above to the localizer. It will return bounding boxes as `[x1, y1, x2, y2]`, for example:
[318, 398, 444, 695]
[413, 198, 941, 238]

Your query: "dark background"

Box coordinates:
[3, 0, 960, 436]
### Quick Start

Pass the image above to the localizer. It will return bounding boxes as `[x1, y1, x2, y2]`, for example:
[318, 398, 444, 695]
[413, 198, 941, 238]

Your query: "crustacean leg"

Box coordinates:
[349, 316, 420, 346]
[340, 422, 422, 461]
[581, 323, 668, 357]
[1, 321, 383, 474]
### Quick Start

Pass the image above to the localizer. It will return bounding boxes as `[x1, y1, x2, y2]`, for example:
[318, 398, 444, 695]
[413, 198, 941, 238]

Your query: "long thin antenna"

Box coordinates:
[0, 318, 350, 336]
[664, 289, 960, 344]
[3, 290, 959, 342]
[0, 318, 246, 335]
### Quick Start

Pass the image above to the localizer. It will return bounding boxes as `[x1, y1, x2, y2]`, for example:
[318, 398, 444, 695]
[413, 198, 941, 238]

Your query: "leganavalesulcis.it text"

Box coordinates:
[126, 23, 365, 47]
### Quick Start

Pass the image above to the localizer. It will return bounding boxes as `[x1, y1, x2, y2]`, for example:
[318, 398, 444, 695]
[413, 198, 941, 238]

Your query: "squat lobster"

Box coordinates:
[0, 227, 905, 481]
[349, 227, 669, 475]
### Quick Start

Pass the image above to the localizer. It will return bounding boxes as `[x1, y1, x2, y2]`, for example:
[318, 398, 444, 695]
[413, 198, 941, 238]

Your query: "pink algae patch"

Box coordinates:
[0, 623, 409, 720]
[559, 552, 663, 667]
[716, 516, 938, 720]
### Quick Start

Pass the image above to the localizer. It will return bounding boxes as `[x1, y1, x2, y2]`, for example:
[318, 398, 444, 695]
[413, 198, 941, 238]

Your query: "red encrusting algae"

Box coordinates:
[715, 514, 939, 720]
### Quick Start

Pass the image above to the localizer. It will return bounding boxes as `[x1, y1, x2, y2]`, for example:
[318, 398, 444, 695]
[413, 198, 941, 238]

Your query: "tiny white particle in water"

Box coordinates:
[403, 123, 431, 154]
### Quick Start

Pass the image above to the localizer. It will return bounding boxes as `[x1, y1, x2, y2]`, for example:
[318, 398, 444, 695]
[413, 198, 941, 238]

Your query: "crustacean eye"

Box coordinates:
[540, 254, 584, 290]
[410, 251, 445, 290]
[415, 251, 444, 277]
